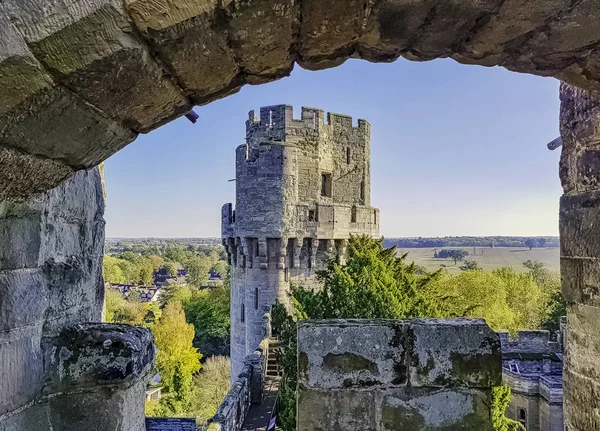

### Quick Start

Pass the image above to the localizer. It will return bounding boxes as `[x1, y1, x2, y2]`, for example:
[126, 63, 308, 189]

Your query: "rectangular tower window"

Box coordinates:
[308, 210, 315, 221]
[346, 147, 351, 165]
[351, 205, 357, 223]
[255, 240, 260, 257]
[360, 181, 365, 201]
[321, 173, 332, 197]
[284, 268, 289, 282]
[241, 303, 245, 323]
[373, 209, 377, 224]
[255, 288, 259, 309]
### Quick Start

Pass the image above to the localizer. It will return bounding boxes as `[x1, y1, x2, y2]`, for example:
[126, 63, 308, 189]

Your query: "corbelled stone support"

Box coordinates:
[0, 168, 155, 430]
[559, 83, 600, 431]
[297, 319, 501, 431]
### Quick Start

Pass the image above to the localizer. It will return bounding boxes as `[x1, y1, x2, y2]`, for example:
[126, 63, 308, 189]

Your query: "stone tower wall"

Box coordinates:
[223, 105, 380, 380]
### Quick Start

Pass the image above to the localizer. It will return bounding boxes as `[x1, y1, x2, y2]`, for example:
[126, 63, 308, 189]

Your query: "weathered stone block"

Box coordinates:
[0, 86, 136, 168]
[457, 0, 568, 60]
[46, 378, 148, 431]
[297, 389, 377, 431]
[298, 0, 364, 70]
[3, 0, 189, 132]
[0, 4, 52, 117]
[559, 192, 600, 258]
[0, 325, 44, 416]
[358, 0, 436, 62]
[125, 0, 240, 106]
[0, 147, 74, 201]
[408, 0, 503, 61]
[226, 0, 296, 84]
[380, 388, 494, 431]
[560, 257, 600, 306]
[0, 212, 42, 270]
[0, 270, 47, 330]
[297, 319, 407, 389]
[563, 304, 600, 381]
[563, 367, 600, 431]
[408, 319, 501, 388]
[44, 324, 154, 393]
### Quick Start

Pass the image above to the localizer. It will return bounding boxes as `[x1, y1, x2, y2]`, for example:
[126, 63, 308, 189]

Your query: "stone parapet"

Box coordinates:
[210, 338, 269, 431]
[297, 319, 501, 430]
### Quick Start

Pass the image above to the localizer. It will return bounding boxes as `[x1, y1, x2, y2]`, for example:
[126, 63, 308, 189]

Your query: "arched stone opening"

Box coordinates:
[0, 1, 598, 430]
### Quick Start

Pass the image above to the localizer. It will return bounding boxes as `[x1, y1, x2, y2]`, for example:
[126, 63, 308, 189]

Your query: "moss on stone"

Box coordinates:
[381, 402, 425, 431]
[322, 352, 379, 375]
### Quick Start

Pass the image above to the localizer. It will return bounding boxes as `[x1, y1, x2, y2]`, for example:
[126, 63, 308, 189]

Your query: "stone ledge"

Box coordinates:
[298, 318, 501, 390]
[43, 323, 155, 394]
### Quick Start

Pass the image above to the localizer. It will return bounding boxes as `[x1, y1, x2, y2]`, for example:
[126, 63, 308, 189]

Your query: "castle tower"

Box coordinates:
[222, 105, 380, 380]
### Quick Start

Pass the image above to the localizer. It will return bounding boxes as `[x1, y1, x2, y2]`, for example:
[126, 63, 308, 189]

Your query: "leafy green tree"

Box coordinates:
[435, 249, 469, 264]
[162, 262, 179, 277]
[187, 356, 230, 424]
[494, 268, 547, 331]
[103, 255, 126, 284]
[184, 287, 230, 357]
[161, 285, 193, 307]
[153, 302, 202, 413]
[307, 235, 439, 319]
[459, 259, 481, 271]
[185, 256, 212, 287]
[138, 262, 154, 286]
[523, 261, 565, 334]
[212, 260, 229, 277]
[524, 238, 537, 250]
[104, 288, 147, 325]
[429, 271, 517, 331]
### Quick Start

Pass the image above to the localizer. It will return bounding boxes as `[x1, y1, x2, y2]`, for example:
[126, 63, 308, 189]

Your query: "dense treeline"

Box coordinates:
[103, 244, 228, 287]
[105, 237, 223, 256]
[272, 235, 561, 431]
[383, 236, 559, 249]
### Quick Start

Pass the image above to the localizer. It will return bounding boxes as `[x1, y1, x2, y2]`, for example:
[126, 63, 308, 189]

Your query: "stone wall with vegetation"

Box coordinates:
[209, 339, 268, 431]
[297, 319, 502, 430]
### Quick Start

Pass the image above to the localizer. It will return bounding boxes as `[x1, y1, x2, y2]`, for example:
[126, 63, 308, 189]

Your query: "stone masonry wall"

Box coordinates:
[0, 168, 154, 430]
[559, 83, 600, 431]
[297, 319, 502, 430]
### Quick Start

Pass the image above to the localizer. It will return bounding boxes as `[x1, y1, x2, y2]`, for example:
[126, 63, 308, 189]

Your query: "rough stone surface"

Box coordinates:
[0, 167, 154, 431]
[223, 105, 379, 380]
[1, 1, 600, 198]
[559, 83, 600, 431]
[297, 319, 501, 431]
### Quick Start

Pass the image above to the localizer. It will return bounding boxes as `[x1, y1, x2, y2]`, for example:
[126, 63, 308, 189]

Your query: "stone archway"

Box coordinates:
[0, 0, 598, 199]
[0, 1, 599, 430]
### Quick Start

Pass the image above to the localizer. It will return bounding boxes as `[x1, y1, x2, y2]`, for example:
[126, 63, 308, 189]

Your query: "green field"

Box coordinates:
[398, 247, 560, 274]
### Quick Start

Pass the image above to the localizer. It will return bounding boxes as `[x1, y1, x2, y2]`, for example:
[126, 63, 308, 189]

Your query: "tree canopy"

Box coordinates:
[152, 302, 203, 413]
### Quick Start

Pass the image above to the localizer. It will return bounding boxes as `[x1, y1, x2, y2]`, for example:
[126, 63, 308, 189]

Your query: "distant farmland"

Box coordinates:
[398, 247, 560, 274]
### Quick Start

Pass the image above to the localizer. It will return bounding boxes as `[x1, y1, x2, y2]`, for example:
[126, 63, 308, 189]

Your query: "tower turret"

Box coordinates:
[222, 105, 380, 380]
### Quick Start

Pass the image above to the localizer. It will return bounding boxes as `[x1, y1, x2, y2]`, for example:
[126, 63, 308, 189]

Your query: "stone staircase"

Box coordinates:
[266, 338, 283, 378]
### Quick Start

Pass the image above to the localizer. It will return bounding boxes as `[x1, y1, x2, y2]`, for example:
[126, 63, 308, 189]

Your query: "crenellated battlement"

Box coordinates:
[498, 330, 562, 355]
[245, 104, 368, 137]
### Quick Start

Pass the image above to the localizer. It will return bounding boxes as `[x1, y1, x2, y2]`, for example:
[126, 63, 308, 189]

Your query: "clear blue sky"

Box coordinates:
[104, 58, 561, 238]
